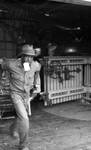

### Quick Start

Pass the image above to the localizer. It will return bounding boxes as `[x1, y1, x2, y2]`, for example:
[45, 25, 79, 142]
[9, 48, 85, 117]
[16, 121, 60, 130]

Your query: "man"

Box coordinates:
[0, 44, 41, 150]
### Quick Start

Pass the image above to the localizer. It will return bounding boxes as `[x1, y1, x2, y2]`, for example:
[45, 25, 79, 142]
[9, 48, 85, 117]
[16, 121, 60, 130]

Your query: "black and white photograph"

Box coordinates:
[0, 0, 91, 150]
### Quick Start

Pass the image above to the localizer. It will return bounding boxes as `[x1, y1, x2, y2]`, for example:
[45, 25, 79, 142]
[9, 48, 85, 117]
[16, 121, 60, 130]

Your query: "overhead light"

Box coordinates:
[49, 0, 91, 2]
[66, 48, 76, 53]
[77, 27, 80, 30]
[56, 25, 81, 31]
[49, 0, 91, 6]
[83, 0, 91, 1]
[0, 9, 8, 13]
[0, 9, 3, 12]
[44, 13, 50, 16]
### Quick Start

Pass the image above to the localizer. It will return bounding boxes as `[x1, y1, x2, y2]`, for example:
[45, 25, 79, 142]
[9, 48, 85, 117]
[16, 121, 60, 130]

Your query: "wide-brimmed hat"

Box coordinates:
[18, 44, 35, 57]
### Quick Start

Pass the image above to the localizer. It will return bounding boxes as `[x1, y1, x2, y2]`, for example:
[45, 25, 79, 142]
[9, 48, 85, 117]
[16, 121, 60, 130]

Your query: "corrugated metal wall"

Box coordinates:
[0, 25, 16, 58]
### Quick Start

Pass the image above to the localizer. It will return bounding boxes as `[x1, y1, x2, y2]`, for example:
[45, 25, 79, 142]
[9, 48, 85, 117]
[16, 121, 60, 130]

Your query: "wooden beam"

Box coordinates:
[49, 0, 91, 6]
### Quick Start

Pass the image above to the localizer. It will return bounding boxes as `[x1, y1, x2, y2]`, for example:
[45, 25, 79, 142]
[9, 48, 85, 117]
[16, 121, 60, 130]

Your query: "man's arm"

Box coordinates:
[33, 71, 39, 87]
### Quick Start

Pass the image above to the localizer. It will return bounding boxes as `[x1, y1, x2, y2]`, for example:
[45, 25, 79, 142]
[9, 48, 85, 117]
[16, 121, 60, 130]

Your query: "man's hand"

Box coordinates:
[30, 85, 37, 95]
[31, 93, 37, 100]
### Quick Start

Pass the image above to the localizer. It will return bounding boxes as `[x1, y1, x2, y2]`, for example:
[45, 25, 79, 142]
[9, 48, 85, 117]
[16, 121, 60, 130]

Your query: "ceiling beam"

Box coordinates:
[49, 0, 91, 6]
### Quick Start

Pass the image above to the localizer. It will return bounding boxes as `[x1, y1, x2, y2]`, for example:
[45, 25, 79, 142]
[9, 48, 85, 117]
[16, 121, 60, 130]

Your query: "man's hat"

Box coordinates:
[18, 44, 35, 57]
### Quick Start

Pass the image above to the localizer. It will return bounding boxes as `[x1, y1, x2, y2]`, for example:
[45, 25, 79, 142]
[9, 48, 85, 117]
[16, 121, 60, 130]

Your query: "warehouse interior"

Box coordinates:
[0, 0, 91, 150]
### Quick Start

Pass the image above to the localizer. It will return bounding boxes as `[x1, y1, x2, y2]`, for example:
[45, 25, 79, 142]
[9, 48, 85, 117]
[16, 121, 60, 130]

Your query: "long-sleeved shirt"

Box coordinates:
[1, 58, 41, 97]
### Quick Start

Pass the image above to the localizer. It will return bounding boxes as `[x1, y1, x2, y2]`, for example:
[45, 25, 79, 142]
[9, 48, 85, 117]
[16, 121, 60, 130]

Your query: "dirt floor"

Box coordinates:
[1, 100, 91, 150]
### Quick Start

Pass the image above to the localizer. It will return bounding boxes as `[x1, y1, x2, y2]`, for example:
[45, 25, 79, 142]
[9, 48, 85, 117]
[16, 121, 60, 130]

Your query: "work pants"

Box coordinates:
[10, 93, 29, 149]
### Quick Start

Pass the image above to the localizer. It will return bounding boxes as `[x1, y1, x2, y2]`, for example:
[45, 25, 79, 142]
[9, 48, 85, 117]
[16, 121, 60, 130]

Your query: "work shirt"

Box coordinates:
[2, 58, 41, 97]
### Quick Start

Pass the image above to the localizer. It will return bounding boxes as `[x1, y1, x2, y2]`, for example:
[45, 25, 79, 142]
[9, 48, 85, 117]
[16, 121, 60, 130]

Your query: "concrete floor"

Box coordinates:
[0, 100, 91, 150]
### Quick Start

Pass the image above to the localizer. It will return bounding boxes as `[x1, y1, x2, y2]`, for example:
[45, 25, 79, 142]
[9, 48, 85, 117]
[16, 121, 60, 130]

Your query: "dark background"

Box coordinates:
[0, 0, 91, 56]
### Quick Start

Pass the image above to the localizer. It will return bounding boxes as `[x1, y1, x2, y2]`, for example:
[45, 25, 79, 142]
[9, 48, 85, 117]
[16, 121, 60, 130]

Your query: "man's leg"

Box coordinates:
[11, 93, 29, 150]
[10, 118, 19, 139]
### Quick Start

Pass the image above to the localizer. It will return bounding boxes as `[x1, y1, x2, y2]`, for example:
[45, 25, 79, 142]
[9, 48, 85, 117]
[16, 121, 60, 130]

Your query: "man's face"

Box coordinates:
[24, 55, 33, 63]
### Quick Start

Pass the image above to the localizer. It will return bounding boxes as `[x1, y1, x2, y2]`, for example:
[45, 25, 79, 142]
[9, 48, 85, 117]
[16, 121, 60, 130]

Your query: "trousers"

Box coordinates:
[10, 92, 29, 149]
